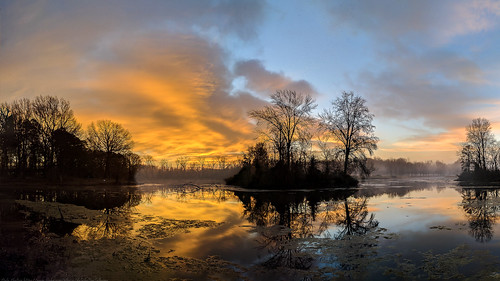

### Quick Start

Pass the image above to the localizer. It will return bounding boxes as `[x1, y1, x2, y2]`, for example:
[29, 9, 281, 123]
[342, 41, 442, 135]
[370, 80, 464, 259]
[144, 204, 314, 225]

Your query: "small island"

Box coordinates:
[457, 118, 500, 185]
[226, 90, 378, 189]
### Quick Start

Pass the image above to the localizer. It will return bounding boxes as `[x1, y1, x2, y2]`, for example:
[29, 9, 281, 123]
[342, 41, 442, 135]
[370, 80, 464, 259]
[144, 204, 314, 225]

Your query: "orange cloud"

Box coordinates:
[71, 34, 266, 159]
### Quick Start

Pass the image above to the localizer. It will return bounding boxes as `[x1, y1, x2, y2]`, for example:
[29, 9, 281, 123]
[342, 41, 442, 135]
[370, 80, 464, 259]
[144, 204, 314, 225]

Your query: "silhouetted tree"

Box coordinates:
[0, 103, 14, 174]
[86, 120, 133, 178]
[320, 91, 378, 175]
[32, 96, 81, 172]
[457, 118, 500, 183]
[125, 152, 142, 182]
[249, 90, 316, 170]
[52, 128, 86, 180]
[175, 156, 188, 170]
[464, 118, 495, 171]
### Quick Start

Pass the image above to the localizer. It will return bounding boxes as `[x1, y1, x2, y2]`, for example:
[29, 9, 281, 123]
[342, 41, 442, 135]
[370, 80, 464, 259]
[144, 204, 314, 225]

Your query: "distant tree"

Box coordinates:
[143, 155, 155, 167]
[160, 159, 170, 171]
[87, 120, 133, 178]
[197, 156, 205, 170]
[216, 156, 227, 169]
[320, 91, 378, 175]
[175, 156, 188, 170]
[125, 152, 142, 182]
[249, 90, 316, 170]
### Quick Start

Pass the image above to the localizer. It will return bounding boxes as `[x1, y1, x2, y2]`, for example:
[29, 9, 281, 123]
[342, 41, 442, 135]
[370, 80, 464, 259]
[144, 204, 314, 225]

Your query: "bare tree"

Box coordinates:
[160, 159, 169, 171]
[249, 90, 316, 169]
[87, 120, 133, 177]
[320, 91, 378, 175]
[32, 96, 81, 169]
[175, 156, 188, 170]
[464, 118, 495, 171]
[316, 132, 340, 173]
[489, 144, 500, 171]
[197, 156, 206, 170]
[0, 103, 12, 173]
[216, 156, 227, 169]
[125, 152, 142, 182]
[32, 96, 81, 135]
[142, 155, 155, 167]
[459, 144, 474, 173]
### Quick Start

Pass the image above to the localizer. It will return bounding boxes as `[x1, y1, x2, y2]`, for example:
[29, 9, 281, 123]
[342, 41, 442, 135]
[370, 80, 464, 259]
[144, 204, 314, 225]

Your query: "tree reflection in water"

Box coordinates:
[235, 189, 379, 274]
[332, 198, 378, 239]
[461, 188, 500, 242]
[18, 187, 142, 240]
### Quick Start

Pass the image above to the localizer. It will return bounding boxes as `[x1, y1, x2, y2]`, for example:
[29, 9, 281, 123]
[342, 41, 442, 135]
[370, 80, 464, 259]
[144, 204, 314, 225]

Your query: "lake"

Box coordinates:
[2, 176, 500, 280]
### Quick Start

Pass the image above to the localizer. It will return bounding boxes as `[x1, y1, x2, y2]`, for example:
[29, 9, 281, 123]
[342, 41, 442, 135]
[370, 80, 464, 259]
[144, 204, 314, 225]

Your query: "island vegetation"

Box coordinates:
[0, 96, 141, 184]
[226, 90, 379, 189]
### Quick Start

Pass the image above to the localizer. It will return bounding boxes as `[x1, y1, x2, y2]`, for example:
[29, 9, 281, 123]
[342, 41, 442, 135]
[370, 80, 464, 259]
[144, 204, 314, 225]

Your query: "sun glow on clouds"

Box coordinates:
[0, 1, 269, 161]
[3, 1, 500, 162]
[75, 34, 264, 159]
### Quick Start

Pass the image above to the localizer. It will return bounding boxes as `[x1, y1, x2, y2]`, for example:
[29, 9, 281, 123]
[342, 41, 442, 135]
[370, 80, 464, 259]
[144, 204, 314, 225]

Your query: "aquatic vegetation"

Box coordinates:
[138, 217, 224, 239]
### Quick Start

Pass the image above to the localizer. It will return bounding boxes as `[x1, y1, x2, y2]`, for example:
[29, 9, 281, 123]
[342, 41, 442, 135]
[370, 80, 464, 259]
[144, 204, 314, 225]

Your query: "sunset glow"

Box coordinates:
[2, 1, 500, 163]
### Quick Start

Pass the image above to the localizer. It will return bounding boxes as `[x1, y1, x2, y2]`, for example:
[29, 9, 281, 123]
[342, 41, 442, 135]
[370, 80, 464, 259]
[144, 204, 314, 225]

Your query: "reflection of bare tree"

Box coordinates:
[256, 225, 313, 270]
[237, 191, 336, 270]
[236, 189, 379, 272]
[334, 198, 378, 239]
[327, 197, 379, 276]
[18, 187, 142, 240]
[461, 188, 500, 242]
[73, 207, 132, 240]
[154, 184, 233, 204]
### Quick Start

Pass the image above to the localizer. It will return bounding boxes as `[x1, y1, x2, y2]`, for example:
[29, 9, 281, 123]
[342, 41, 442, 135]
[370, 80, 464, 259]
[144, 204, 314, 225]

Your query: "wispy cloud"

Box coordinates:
[319, 0, 500, 161]
[234, 59, 318, 97]
[321, 0, 500, 45]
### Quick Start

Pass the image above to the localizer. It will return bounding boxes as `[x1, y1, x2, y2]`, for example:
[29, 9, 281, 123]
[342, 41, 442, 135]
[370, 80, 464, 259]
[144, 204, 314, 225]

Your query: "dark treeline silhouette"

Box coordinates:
[458, 118, 500, 183]
[0, 96, 140, 183]
[227, 90, 378, 189]
[368, 157, 460, 177]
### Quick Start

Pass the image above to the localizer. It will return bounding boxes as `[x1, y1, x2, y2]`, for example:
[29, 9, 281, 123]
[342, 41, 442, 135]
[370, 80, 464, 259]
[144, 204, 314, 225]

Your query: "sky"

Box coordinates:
[1, 0, 500, 163]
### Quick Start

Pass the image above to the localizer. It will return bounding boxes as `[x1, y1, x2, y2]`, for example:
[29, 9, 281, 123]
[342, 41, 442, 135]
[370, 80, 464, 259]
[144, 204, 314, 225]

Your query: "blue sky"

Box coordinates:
[1, 0, 500, 162]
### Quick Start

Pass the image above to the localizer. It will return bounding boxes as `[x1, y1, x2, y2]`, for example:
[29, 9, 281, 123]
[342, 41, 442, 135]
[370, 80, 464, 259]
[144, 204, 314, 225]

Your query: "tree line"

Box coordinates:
[0, 96, 140, 183]
[369, 157, 460, 177]
[227, 90, 378, 188]
[136, 155, 242, 183]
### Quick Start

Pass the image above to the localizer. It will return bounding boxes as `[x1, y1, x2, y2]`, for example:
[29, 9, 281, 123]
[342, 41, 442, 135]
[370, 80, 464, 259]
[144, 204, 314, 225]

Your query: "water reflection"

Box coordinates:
[461, 188, 500, 242]
[17, 187, 142, 240]
[234, 189, 380, 273]
[332, 198, 378, 239]
[7, 178, 500, 280]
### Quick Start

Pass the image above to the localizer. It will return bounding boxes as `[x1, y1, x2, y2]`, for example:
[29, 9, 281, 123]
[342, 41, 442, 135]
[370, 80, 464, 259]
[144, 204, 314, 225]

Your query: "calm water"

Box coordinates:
[4, 176, 500, 280]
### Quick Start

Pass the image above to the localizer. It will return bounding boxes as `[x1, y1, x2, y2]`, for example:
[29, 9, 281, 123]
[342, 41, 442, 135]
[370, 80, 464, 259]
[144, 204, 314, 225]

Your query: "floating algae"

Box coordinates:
[137, 217, 224, 239]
